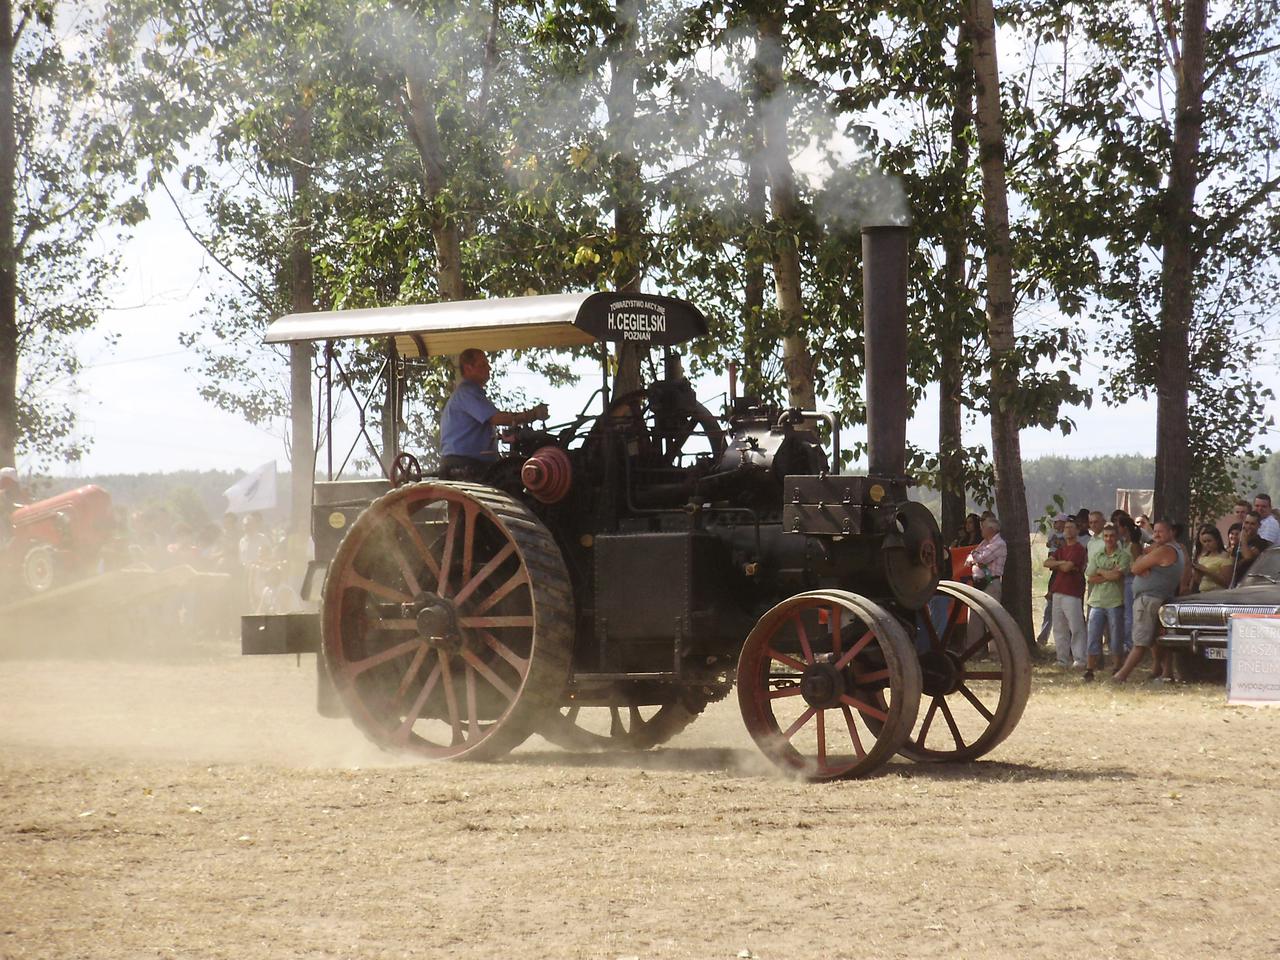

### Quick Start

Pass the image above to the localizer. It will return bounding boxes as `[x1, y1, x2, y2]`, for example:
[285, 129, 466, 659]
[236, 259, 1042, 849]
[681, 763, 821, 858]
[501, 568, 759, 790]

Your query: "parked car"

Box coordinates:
[1159, 546, 1280, 675]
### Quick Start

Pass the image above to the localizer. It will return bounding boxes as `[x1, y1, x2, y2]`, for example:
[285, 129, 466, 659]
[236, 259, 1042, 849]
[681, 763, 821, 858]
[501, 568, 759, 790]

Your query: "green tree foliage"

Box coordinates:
[0, 2, 142, 469]
[1030, 0, 1280, 525]
[107, 1, 375, 424]
[108, 1, 590, 462]
[78, 0, 1278, 561]
[798, 4, 1093, 509]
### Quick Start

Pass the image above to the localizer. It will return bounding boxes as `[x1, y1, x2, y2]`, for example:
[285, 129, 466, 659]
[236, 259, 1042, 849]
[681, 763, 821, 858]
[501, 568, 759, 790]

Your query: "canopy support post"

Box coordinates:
[382, 339, 401, 478]
[324, 341, 334, 481]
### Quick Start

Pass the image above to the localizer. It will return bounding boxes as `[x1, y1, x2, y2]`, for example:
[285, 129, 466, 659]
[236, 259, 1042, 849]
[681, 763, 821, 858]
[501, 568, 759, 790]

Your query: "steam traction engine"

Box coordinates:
[243, 226, 1029, 780]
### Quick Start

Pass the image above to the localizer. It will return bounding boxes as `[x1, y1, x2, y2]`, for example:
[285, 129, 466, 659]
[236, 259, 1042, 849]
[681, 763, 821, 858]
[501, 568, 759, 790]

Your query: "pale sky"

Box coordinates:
[39, 188, 1276, 481]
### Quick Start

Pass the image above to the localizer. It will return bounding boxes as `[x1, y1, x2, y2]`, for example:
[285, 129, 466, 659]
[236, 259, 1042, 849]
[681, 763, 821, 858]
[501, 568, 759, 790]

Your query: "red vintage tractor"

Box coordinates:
[1, 485, 116, 596]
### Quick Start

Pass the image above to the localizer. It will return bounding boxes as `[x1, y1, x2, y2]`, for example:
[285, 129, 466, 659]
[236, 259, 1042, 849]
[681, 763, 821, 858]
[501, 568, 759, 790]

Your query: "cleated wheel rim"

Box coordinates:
[737, 590, 921, 781]
[321, 481, 573, 761]
[896, 579, 1032, 762]
[539, 694, 710, 752]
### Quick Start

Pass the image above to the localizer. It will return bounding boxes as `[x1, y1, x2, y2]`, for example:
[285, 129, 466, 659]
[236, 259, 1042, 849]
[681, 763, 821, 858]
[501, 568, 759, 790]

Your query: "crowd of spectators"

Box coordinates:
[112, 507, 304, 637]
[949, 492, 1279, 683]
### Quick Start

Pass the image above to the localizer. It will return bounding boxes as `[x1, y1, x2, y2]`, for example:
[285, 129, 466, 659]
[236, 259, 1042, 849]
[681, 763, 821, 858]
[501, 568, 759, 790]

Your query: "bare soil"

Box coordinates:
[2, 638, 1279, 960]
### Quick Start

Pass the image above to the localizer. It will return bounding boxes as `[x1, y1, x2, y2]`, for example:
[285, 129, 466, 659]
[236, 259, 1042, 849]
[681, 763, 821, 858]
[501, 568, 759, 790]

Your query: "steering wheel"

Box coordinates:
[591, 383, 726, 468]
[391, 451, 423, 486]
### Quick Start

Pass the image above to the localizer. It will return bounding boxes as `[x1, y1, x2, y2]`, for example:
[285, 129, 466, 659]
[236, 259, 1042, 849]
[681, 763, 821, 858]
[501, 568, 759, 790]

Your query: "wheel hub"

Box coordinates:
[919, 650, 963, 697]
[407, 592, 460, 645]
[799, 663, 846, 708]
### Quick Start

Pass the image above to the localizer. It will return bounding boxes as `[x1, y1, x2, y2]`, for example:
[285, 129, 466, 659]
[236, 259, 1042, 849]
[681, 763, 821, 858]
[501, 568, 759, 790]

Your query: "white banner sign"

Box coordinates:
[1227, 615, 1280, 705]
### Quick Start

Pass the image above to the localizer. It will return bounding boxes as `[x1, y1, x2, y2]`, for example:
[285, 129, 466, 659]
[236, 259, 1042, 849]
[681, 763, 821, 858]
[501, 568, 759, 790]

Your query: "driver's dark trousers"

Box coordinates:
[438, 455, 492, 482]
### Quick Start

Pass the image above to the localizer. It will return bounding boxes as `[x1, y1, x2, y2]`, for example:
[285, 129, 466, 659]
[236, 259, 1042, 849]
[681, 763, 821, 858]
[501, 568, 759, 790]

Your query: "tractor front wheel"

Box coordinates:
[22, 545, 58, 593]
[737, 590, 921, 780]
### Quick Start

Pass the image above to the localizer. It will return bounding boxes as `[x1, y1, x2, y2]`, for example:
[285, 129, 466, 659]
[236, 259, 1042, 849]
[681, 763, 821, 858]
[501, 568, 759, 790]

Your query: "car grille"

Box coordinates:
[1174, 605, 1277, 627]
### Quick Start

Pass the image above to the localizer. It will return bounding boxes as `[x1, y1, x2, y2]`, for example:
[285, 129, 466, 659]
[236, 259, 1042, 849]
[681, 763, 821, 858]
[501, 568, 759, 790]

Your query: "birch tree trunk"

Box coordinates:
[607, 0, 644, 397]
[1152, 0, 1207, 527]
[286, 102, 315, 580]
[742, 117, 768, 400]
[403, 67, 467, 302]
[757, 11, 815, 411]
[0, 0, 17, 467]
[969, 0, 1032, 643]
[939, 18, 974, 541]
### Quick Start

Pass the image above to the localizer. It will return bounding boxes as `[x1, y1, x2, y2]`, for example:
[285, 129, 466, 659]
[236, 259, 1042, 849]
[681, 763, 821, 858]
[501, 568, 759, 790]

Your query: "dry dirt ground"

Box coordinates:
[2, 636, 1279, 960]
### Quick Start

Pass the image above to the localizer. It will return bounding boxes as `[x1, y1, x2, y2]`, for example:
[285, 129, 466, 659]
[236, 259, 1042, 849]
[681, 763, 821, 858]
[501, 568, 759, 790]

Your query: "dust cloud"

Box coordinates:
[0, 607, 775, 777]
[0, 606, 392, 769]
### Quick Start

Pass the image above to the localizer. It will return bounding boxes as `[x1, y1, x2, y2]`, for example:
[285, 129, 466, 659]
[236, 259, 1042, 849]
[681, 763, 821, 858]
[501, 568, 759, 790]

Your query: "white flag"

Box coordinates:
[224, 461, 278, 514]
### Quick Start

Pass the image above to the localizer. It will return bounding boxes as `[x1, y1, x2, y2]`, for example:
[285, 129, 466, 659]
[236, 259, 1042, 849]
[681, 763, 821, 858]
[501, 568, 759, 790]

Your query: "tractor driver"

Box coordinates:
[0, 466, 24, 544]
[439, 349, 549, 481]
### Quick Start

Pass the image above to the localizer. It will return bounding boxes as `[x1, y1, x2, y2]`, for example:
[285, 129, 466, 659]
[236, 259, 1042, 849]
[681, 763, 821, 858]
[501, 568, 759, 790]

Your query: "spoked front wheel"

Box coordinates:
[737, 590, 922, 780]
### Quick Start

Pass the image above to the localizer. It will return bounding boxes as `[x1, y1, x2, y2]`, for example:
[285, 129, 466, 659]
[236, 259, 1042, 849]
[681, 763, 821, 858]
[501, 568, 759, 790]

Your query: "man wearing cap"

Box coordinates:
[439, 349, 549, 481]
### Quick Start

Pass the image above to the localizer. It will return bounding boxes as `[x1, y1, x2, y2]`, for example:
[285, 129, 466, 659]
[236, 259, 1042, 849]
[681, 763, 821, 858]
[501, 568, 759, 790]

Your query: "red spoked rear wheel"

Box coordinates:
[320, 482, 572, 760]
[901, 580, 1031, 761]
[737, 590, 921, 780]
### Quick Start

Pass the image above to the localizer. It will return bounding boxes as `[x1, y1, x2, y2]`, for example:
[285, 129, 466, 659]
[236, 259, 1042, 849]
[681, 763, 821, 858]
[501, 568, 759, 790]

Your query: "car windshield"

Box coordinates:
[1243, 548, 1280, 584]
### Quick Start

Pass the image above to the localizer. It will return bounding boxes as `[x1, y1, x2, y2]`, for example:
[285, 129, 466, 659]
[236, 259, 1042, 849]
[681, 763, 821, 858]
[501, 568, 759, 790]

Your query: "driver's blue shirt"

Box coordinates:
[440, 380, 500, 461]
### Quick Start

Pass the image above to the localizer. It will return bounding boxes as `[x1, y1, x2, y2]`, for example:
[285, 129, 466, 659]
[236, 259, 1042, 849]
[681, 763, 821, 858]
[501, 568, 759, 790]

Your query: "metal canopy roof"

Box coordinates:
[262, 292, 708, 358]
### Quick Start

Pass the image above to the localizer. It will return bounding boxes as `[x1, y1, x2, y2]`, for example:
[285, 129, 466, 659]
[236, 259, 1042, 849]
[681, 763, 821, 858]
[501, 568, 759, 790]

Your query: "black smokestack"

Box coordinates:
[861, 225, 909, 478]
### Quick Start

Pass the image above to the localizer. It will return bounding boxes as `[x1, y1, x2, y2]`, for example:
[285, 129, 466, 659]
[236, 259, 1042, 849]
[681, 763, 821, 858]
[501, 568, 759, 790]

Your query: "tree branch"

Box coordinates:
[474, 0, 501, 121]
[15, 188, 85, 255]
[1205, 41, 1280, 86]
[158, 177, 275, 313]
[1155, 0, 1181, 69]
[1199, 174, 1280, 252]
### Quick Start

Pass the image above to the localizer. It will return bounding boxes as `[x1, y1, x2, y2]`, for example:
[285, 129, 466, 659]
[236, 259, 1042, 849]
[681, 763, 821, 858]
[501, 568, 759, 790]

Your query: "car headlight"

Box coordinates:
[1159, 605, 1178, 627]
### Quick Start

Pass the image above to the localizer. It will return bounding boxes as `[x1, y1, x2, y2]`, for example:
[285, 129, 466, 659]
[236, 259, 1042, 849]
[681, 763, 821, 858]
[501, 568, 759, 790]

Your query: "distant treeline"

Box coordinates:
[1021, 455, 1156, 519]
[31, 451, 1280, 537]
[907, 457, 1157, 536]
[1020, 454, 1280, 524]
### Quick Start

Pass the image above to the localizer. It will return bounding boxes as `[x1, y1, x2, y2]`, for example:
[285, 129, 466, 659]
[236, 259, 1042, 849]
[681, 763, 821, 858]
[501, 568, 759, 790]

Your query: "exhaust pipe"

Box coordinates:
[861, 225, 909, 479]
